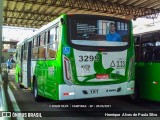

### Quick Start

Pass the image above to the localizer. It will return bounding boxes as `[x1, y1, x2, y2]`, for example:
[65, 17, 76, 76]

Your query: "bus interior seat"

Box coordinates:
[32, 47, 38, 54]
[32, 47, 38, 59]
[38, 46, 45, 58]
[47, 48, 56, 58]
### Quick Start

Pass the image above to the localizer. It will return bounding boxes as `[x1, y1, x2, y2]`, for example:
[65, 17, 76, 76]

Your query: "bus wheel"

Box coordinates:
[33, 80, 42, 102]
[129, 85, 141, 103]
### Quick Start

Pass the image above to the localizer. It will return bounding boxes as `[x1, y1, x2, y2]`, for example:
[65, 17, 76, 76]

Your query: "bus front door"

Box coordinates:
[27, 41, 32, 87]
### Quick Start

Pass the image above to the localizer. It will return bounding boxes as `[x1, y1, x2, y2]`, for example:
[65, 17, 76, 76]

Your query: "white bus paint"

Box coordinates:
[59, 81, 134, 100]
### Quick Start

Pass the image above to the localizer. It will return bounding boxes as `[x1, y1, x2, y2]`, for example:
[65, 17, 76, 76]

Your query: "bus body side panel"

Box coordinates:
[136, 62, 160, 101]
[34, 60, 45, 96]
[43, 60, 57, 99]
[33, 22, 63, 100]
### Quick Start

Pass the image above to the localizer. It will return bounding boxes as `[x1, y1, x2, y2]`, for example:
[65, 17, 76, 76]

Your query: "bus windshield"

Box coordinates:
[69, 16, 130, 47]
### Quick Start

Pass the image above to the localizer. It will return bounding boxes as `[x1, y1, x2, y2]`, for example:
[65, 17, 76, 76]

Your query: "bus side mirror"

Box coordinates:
[60, 18, 65, 25]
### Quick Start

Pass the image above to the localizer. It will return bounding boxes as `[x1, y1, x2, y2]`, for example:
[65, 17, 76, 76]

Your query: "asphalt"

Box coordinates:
[1, 68, 160, 120]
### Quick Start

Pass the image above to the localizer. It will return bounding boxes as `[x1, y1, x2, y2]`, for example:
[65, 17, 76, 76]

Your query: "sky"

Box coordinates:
[2, 16, 160, 41]
[2, 26, 37, 41]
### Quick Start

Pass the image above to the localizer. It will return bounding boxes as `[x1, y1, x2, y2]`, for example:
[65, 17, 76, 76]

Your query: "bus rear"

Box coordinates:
[59, 14, 135, 100]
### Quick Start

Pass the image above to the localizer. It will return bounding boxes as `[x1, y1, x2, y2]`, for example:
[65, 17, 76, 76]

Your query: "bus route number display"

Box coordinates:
[79, 55, 99, 62]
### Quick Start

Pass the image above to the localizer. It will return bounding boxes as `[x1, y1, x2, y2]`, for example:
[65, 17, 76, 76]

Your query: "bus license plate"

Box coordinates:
[96, 74, 109, 79]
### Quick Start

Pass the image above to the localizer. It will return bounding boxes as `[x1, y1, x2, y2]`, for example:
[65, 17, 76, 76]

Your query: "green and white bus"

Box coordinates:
[15, 14, 135, 101]
[133, 30, 160, 102]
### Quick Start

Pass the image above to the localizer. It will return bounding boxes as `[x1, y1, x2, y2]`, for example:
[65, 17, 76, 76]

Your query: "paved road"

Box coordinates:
[2, 69, 160, 120]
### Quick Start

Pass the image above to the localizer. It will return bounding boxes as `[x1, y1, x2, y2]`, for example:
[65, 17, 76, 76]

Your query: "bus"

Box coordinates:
[132, 30, 160, 102]
[15, 14, 135, 101]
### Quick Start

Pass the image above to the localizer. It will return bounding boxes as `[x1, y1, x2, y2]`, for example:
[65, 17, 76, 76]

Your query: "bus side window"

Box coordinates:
[34, 37, 37, 47]
[23, 43, 27, 61]
[32, 39, 34, 47]
[47, 25, 59, 59]
[38, 33, 46, 59]
[55, 26, 59, 49]
[16, 47, 20, 61]
[32, 37, 38, 59]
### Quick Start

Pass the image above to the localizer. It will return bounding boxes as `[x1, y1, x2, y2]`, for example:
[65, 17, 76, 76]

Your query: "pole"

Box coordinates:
[0, 0, 4, 73]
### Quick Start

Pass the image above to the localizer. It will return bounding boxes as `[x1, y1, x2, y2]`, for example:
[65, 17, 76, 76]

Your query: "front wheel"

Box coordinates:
[33, 80, 42, 102]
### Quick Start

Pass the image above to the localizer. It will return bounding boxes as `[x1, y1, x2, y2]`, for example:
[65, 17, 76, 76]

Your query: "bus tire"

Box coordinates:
[129, 84, 141, 103]
[33, 79, 42, 102]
